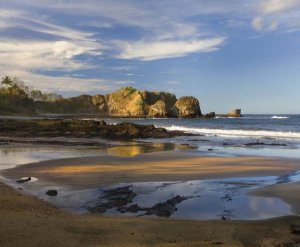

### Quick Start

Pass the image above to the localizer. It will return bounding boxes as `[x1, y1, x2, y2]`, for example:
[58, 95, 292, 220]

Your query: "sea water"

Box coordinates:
[89, 114, 300, 158]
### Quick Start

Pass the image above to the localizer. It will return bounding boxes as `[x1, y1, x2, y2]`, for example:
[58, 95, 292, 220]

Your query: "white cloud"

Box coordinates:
[252, 0, 300, 32]
[3, 69, 133, 94]
[251, 16, 278, 31]
[259, 0, 299, 14]
[117, 37, 226, 61]
[0, 40, 102, 71]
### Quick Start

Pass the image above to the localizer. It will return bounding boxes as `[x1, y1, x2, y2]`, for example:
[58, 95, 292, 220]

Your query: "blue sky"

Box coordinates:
[0, 0, 299, 113]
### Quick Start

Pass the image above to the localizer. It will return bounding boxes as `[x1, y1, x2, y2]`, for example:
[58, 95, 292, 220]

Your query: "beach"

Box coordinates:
[1, 155, 300, 246]
[1, 142, 300, 246]
[1, 116, 300, 246]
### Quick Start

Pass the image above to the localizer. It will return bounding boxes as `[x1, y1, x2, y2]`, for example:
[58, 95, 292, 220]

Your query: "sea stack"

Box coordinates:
[227, 109, 241, 117]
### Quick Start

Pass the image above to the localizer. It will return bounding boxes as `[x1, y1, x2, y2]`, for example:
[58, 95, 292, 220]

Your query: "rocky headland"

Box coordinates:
[0, 77, 242, 118]
[35, 87, 202, 118]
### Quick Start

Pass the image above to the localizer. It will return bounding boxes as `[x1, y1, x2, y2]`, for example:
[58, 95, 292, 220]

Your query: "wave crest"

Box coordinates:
[164, 125, 300, 139]
[271, 116, 289, 119]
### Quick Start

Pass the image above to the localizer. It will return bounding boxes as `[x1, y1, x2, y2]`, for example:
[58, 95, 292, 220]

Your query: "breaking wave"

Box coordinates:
[271, 116, 289, 119]
[164, 125, 300, 139]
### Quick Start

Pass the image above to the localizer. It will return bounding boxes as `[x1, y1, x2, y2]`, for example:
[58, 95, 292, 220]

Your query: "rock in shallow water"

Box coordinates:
[45, 190, 58, 196]
[16, 177, 31, 183]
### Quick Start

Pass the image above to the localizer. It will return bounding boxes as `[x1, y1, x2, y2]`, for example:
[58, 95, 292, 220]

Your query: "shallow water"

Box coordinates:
[0, 145, 105, 170]
[35, 173, 300, 220]
[1, 145, 300, 220]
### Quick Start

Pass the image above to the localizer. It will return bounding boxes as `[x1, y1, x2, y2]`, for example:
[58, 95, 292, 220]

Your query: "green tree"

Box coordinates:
[1, 76, 13, 86]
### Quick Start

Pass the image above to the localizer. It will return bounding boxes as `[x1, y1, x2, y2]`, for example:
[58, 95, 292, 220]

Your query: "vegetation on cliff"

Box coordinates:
[0, 77, 202, 118]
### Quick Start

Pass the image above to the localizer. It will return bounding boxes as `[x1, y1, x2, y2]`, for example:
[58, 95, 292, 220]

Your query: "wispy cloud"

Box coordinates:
[117, 37, 226, 61]
[252, 0, 300, 32]
[4, 69, 134, 94]
[0, 39, 102, 71]
[259, 0, 299, 14]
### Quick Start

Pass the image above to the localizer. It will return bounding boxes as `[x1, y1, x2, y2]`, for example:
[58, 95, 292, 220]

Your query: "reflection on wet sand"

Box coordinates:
[105, 143, 195, 157]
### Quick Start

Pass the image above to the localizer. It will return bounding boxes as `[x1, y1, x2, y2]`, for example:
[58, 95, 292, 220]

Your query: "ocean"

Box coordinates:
[93, 114, 300, 158]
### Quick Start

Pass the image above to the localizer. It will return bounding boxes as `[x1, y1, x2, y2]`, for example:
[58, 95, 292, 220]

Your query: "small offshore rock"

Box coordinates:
[204, 112, 216, 119]
[227, 109, 241, 117]
[46, 190, 58, 196]
[221, 216, 228, 220]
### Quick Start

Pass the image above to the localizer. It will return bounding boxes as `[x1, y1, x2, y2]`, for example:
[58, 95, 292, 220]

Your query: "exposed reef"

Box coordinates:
[0, 119, 191, 140]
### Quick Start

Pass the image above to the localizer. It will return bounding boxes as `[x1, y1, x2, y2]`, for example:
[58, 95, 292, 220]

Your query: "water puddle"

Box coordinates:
[33, 171, 300, 220]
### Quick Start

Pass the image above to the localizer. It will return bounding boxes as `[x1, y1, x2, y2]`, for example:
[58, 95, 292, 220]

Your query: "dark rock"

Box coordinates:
[291, 224, 300, 234]
[46, 190, 58, 196]
[244, 142, 288, 147]
[204, 112, 216, 119]
[88, 186, 137, 214]
[0, 119, 194, 140]
[145, 195, 190, 217]
[16, 177, 31, 183]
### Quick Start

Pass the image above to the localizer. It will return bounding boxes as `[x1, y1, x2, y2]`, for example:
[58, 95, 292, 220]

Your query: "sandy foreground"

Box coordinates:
[1, 181, 300, 247]
[2, 150, 300, 246]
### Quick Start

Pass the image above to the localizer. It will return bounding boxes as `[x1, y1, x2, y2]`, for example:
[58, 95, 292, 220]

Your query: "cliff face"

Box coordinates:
[35, 87, 202, 118]
[174, 96, 201, 118]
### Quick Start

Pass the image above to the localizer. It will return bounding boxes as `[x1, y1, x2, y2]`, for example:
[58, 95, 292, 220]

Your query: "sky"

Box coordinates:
[0, 0, 299, 114]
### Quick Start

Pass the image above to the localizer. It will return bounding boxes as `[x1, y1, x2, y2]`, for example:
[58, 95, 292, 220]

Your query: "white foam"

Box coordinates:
[164, 125, 300, 139]
[271, 116, 289, 119]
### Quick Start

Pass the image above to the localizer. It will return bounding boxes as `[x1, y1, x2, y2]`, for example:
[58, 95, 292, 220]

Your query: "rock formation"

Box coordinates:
[35, 87, 202, 118]
[204, 112, 216, 119]
[174, 96, 201, 118]
[0, 119, 191, 140]
[227, 109, 241, 117]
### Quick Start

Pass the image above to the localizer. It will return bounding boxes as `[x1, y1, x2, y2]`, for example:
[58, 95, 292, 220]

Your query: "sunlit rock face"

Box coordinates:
[35, 86, 202, 118]
[227, 109, 241, 117]
[102, 87, 201, 118]
[105, 87, 145, 117]
[173, 96, 201, 118]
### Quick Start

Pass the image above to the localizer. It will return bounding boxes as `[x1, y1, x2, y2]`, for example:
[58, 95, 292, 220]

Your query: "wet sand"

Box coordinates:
[251, 181, 300, 215]
[2, 148, 300, 246]
[3, 151, 300, 189]
[1, 181, 300, 247]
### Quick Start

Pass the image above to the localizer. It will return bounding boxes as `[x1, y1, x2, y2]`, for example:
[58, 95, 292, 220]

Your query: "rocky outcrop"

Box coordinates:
[204, 112, 216, 119]
[105, 87, 145, 117]
[34, 87, 202, 118]
[0, 119, 191, 140]
[227, 109, 241, 117]
[148, 100, 166, 117]
[173, 96, 201, 118]
[92, 94, 107, 113]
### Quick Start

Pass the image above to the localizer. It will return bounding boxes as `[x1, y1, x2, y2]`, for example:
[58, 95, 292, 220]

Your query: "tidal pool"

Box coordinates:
[34, 172, 300, 220]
